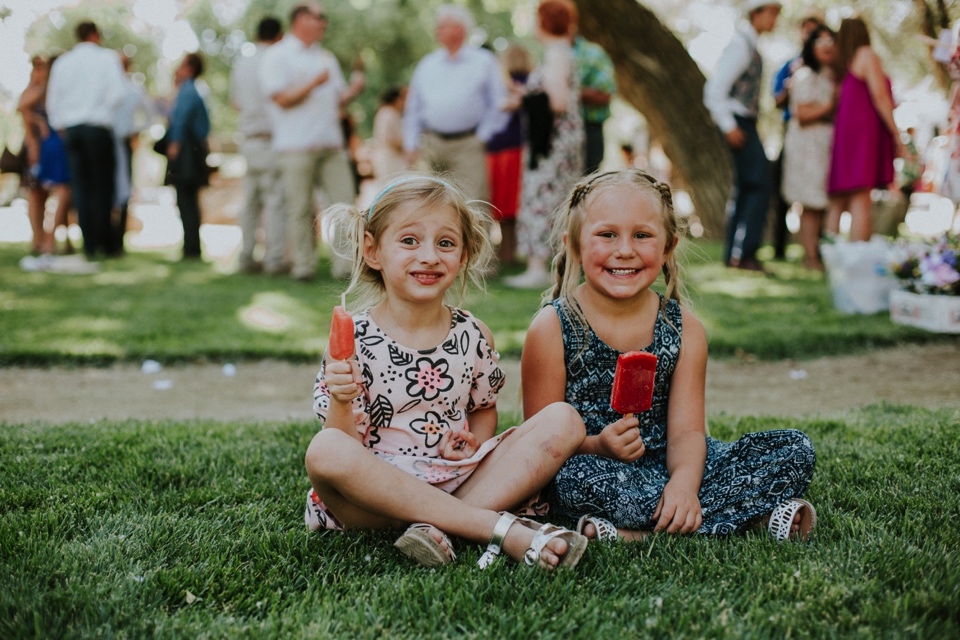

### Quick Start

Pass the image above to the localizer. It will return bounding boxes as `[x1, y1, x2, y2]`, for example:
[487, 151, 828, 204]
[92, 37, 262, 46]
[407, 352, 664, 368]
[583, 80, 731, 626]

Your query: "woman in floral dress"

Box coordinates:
[505, 0, 584, 289]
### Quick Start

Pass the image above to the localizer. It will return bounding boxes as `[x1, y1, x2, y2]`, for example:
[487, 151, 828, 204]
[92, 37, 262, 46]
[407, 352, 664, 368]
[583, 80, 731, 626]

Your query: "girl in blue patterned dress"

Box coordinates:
[304, 175, 589, 570]
[521, 169, 818, 542]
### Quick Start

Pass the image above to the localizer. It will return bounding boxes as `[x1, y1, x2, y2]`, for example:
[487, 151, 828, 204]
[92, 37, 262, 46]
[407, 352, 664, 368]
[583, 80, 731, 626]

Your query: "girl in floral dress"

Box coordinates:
[304, 175, 588, 570]
[521, 169, 817, 542]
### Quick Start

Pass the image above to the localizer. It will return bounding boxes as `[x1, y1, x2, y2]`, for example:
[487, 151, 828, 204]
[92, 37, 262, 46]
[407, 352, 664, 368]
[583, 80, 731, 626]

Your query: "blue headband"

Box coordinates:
[366, 176, 457, 219]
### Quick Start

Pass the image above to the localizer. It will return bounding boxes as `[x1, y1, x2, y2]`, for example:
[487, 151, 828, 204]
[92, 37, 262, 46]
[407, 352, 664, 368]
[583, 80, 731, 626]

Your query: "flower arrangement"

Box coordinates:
[889, 233, 960, 296]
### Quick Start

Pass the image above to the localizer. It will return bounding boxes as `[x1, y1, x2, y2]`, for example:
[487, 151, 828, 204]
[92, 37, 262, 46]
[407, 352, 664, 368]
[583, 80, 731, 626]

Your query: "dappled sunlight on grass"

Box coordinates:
[0, 292, 59, 312]
[91, 268, 171, 286]
[239, 291, 318, 334]
[1, 242, 952, 365]
[99, 256, 174, 274]
[53, 315, 126, 334]
[103, 299, 136, 315]
[696, 277, 802, 299]
[44, 337, 124, 356]
[241, 305, 289, 332]
[177, 267, 227, 286]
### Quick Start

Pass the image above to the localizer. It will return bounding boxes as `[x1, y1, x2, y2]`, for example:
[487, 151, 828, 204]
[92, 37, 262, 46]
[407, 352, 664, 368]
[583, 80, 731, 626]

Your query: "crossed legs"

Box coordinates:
[304, 402, 585, 566]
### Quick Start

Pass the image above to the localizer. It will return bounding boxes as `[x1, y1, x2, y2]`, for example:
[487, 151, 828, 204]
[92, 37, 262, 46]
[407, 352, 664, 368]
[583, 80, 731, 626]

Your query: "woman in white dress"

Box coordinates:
[370, 85, 408, 184]
[782, 25, 837, 270]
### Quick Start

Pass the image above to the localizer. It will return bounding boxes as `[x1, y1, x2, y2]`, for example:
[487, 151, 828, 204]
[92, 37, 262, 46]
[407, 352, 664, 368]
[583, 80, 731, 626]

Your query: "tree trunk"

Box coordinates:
[575, 0, 731, 238]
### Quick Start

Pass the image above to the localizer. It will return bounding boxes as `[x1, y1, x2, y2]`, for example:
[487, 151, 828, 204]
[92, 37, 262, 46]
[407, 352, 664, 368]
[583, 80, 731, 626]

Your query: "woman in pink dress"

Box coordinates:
[826, 17, 903, 242]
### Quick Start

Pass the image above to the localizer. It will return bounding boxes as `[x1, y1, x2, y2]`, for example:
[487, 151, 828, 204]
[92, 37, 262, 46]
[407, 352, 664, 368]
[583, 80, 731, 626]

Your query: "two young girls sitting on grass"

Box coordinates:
[304, 170, 817, 569]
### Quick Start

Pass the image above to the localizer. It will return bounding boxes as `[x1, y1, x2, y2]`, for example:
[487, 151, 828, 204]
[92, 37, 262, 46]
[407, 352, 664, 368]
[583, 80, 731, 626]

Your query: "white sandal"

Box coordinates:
[576, 514, 620, 542]
[477, 512, 588, 570]
[394, 523, 457, 567]
[767, 499, 818, 542]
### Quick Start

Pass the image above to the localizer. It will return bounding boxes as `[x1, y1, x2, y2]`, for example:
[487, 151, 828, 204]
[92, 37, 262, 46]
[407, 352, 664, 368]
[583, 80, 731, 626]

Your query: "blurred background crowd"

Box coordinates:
[0, 0, 957, 281]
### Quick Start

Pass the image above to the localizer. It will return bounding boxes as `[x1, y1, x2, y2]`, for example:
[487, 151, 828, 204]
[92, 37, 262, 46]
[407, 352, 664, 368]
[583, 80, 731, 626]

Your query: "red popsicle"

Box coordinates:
[327, 297, 355, 361]
[610, 351, 658, 415]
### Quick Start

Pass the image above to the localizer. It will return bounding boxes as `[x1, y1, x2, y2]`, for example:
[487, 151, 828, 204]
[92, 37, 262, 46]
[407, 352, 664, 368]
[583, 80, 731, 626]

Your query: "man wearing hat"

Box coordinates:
[704, 0, 782, 271]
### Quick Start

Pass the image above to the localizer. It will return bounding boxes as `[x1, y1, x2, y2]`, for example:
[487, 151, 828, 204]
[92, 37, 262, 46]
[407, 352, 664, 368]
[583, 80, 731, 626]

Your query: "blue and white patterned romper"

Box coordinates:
[547, 296, 817, 534]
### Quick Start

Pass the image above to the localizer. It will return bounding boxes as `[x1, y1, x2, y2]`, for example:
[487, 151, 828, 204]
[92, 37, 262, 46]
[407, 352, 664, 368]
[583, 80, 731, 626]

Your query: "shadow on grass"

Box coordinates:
[0, 242, 954, 365]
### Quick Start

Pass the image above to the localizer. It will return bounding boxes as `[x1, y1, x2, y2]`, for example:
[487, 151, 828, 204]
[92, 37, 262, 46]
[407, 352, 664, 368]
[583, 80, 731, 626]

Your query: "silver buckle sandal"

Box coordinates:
[576, 514, 620, 542]
[478, 512, 588, 569]
[768, 499, 818, 542]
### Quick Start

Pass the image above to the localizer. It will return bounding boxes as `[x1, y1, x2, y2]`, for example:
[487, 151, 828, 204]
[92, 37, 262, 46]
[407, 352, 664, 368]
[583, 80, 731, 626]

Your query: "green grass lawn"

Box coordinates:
[2, 405, 958, 638]
[3, 240, 959, 637]
[0, 242, 955, 365]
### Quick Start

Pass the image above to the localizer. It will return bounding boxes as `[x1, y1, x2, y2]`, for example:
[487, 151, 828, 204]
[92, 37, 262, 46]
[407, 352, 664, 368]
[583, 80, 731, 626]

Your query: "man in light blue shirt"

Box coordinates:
[403, 5, 508, 203]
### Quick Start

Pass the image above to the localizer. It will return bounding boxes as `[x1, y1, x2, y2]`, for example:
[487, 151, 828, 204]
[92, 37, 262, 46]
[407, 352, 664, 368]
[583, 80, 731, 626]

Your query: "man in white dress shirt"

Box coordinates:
[403, 5, 509, 204]
[703, 0, 782, 272]
[259, 3, 364, 281]
[47, 21, 127, 259]
[230, 16, 287, 275]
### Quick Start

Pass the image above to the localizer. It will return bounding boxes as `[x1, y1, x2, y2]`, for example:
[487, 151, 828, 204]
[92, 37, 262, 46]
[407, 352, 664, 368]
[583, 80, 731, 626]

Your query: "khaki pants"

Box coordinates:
[419, 132, 489, 204]
[239, 138, 286, 272]
[277, 147, 354, 279]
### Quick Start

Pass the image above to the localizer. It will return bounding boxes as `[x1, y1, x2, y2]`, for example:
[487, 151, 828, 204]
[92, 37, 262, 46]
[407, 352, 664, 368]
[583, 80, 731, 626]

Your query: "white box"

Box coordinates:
[889, 290, 960, 333]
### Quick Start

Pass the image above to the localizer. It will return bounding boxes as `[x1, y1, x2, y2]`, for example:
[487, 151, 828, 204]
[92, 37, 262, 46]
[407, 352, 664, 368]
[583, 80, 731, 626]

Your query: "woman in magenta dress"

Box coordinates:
[826, 17, 903, 242]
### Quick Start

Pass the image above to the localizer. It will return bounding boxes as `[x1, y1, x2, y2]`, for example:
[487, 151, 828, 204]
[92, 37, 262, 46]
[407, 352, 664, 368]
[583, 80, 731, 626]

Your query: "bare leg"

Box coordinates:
[799, 207, 824, 270]
[825, 196, 844, 236]
[452, 402, 584, 509]
[27, 187, 50, 254]
[847, 189, 873, 242]
[52, 185, 72, 254]
[305, 403, 585, 567]
[497, 219, 517, 265]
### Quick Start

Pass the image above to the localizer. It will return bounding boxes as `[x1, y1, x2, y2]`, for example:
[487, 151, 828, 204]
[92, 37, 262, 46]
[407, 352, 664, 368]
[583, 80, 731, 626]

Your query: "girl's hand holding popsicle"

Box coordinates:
[596, 416, 646, 462]
[325, 295, 362, 403]
[597, 351, 658, 461]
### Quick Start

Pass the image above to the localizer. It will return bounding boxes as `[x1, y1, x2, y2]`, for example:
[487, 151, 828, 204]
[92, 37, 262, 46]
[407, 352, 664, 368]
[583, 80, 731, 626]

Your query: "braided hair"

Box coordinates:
[546, 168, 688, 353]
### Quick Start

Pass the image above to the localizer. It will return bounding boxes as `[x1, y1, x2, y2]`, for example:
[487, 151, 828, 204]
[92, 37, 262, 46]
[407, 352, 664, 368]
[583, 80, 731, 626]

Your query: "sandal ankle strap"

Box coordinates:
[477, 512, 517, 569]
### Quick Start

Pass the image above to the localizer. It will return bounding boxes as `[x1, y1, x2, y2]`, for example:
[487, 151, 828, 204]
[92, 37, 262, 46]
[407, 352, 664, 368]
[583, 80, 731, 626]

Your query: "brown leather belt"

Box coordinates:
[426, 127, 477, 141]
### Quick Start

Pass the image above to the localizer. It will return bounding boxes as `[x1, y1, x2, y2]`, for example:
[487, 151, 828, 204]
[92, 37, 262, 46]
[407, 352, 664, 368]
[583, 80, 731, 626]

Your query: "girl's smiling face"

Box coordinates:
[576, 186, 675, 301]
[363, 202, 466, 305]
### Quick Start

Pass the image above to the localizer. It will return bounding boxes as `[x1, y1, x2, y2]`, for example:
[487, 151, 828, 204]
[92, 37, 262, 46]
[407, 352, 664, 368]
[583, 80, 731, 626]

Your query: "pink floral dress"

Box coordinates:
[306, 307, 510, 531]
